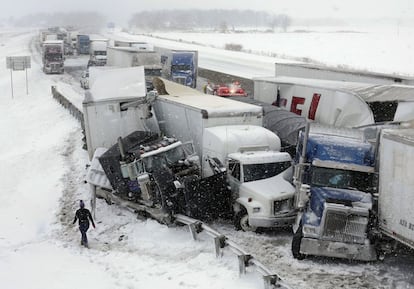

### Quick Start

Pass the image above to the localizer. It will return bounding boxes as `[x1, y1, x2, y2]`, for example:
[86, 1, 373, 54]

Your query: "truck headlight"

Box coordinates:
[274, 198, 293, 214]
[253, 207, 261, 213]
[303, 226, 316, 235]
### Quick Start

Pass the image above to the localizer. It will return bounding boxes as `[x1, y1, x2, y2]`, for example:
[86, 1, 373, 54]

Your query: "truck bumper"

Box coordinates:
[249, 213, 296, 228]
[300, 237, 377, 261]
[43, 65, 63, 74]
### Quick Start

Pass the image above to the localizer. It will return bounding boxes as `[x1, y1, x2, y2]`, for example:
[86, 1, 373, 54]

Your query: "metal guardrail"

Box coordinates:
[51, 85, 84, 124]
[51, 85, 87, 149]
[174, 214, 292, 289]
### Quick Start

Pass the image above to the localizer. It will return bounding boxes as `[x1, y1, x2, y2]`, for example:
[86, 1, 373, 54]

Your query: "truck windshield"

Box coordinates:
[142, 146, 186, 171]
[311, 167, 375, 193]
[144, 69, 162, 76]
[171, 64, 191, 71]
[94, 51, 107, 56]
[46, 54, 62, 61]
[243, 161, 291, 182]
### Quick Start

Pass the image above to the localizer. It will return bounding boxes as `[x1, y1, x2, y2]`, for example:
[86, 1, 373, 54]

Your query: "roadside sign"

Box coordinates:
[6, 56, 31, 70]
[6, 56, 31, 98]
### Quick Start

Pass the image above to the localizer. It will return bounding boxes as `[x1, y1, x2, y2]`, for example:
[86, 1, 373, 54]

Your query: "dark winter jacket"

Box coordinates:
[73, 208, 95, 227]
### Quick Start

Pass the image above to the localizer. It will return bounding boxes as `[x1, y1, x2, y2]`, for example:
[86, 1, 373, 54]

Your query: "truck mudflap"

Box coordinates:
[300, 238, 377, 261]
[182, 172, 232, 221]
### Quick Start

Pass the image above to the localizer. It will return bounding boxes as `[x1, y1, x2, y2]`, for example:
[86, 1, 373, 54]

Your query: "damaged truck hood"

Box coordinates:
[240, 172, 295, 201]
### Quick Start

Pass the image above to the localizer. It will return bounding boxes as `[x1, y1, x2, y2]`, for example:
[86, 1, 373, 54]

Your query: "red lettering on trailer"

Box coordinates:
[308, 93, 321, 120]
[290, 96, 305, 115]
[278, 98, 287, 107]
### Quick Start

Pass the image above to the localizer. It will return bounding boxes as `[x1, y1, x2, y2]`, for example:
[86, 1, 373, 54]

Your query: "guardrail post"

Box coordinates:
[238, 254, 252, 275]
[214, 235, 227, 258]
[188, 221, 203, 241]
[263, 275, 280, 289]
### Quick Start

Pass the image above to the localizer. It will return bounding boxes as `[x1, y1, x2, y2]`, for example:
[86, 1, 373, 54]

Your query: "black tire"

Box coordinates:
[292, 224, 305, 260]
[234, 207, 257, 232]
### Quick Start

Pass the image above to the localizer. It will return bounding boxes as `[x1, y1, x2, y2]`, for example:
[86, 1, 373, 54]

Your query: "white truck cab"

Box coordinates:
[227, 151, 295, 231]
[202, 125, 296, 231]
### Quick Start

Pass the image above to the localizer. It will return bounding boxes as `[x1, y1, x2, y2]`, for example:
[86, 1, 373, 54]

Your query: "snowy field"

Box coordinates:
[120, 25, 414, 78]
[0, 26, 414, 289]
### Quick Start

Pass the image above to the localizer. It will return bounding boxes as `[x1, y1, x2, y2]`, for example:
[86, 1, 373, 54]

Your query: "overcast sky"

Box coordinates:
[2, 0, 413, 24]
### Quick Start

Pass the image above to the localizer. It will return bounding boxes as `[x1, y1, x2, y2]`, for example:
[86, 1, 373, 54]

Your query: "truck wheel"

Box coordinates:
[234, 208, 257, 232]
[292, 224, 305, 260]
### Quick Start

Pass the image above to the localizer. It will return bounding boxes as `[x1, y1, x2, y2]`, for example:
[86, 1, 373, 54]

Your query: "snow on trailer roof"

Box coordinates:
[108, 46, 157, 53]
[256, 76, 414, 103]
[89, 35, 109, 41]
[275, 62, 414, 83]
[42, 40, 63, 44]
[159, 78, 263, 117]
[84, 66, 146, 104]
[382, 128, 414, 143]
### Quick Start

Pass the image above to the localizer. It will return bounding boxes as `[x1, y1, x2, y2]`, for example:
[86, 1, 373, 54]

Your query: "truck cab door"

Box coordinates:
[226, 158, 241, 198]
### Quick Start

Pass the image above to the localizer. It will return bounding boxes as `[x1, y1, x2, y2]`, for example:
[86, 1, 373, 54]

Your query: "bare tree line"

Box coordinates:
[129, 9, 291, 32]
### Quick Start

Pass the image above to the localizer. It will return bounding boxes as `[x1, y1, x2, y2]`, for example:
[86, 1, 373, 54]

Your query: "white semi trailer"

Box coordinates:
[113, 40, 153, 51]
[253, 76, 414, 127]
[377, 128, 414, 251]
[106, 46, 162, 91]
[89, 38, 108, 66]
[274, 62, 414, 85]
[83, 66, 159, 159]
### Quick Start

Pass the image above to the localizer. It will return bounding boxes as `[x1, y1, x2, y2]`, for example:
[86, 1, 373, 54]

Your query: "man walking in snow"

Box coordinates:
[73, 200, 95, 248]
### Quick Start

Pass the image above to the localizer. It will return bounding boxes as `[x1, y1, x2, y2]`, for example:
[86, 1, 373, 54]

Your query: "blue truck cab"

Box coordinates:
[76, 34, 90, 55]
[160, 50, 198, 88]
[171, 52, 196, 87]
[292, 124, 377, 261]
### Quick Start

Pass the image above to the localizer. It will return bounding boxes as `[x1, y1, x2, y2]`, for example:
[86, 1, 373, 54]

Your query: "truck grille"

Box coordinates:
[273, 198, 293, 215]
[321, 210, 368, 244]
[174, 77, 186, 85]
[51, 63, 60, 71]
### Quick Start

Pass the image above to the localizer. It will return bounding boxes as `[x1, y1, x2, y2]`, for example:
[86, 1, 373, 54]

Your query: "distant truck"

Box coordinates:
[152, 79, 297, 231]
[157, 48, 198, 88]
[42, 40, 64, 74]
[291, 123, 414, 261]
[106, 46, 161, 91]
[76, 34, 90, 55]
[68, 30, 78, 50]
[113, 40, 153, 51]
[88, 39, 108, 66]
[64, 30, 78, 55]
[253, 76, 414, 127]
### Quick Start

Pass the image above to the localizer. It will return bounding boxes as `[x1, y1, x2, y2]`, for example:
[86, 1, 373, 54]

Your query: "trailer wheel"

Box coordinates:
[234, 207, 257, 232]
[292, 223, 305, 260]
